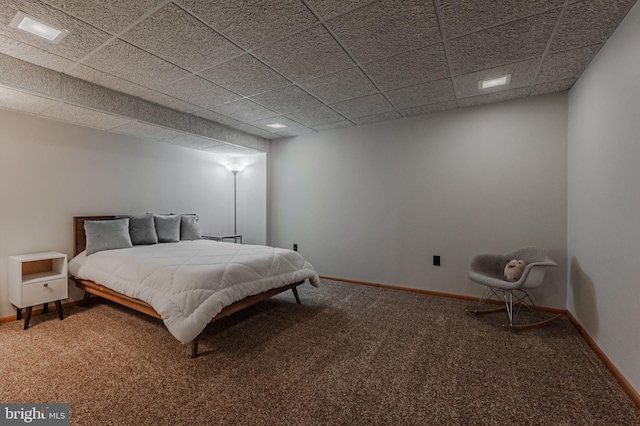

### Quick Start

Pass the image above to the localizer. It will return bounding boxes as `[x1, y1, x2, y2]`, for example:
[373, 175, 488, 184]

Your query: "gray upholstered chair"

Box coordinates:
[467, 247, 562, 329]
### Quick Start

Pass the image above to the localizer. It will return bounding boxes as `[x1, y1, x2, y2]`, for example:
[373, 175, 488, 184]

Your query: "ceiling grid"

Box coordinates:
[0, 0, 636, 153]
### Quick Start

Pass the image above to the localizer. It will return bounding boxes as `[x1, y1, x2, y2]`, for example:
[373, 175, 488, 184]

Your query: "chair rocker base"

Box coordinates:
[502, 312, 563, 330]
[465, 302, 525, 316]
[468, 287, 562, 330]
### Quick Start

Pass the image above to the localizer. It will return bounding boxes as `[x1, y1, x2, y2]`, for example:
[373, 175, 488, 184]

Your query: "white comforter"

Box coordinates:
[68, 240, 320, 344]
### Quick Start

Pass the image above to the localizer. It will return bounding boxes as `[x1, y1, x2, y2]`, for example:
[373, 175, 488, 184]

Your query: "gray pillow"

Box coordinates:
[115, 214, 158, 245]
[180, 214, 201, 240]
[154, 214, 181, 243]
[85, 218, 133, 256]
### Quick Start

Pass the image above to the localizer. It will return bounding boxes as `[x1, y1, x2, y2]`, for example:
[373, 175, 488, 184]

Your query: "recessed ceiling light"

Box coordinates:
[479, 74, 511, 90]
[10, 12, 69, 44]
[266, 123, 287, 129]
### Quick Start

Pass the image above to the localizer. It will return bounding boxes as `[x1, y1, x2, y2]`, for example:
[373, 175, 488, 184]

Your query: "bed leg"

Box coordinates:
[291, 287, 301, 304]
[81, 291, 91, 307]
[190, 338, 199, 358]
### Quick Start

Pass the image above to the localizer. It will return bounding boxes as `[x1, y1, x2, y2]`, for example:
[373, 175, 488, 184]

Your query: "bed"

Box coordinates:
[68, 216, 320, 358]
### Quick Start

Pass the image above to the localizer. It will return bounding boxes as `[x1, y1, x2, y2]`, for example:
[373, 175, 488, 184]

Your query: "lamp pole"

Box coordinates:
[232, 170, 238, 235]
[225, 163, 245, 236]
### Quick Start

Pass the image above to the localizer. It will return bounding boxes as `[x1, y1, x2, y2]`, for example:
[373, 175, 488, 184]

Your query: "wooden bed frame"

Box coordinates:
[70, 216, 304, 358]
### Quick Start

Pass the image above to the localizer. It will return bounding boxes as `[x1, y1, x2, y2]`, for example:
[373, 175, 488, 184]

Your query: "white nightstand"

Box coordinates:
[8, 252, 68, 329]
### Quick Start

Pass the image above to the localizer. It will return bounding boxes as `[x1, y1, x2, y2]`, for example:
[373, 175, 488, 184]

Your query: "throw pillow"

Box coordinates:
[85, 218, 133, 255]
[154, 214, 181, 243]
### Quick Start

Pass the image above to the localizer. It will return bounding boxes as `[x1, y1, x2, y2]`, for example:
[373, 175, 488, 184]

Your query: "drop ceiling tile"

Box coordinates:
[62, 75, 136, 116]
[311, 120, 354, 132]
[549, 0, 636, 52]
[164, 134, 220, 150]
[537, 44, 600, 84]
[325, 0, 440, 63]
[285, 106, 346, 127]
[204, 143, 261, 156]
[439, 0, 565, 38]
[189, 116, 228, 141]
[66, 65, 202, 114]
[298, 67, 378, 104]
[132, 90, 202, 114]
[248, 116, 308, 132]
[364, 43, 449, 91]
[198, 55, 290, 97]
[66, 64, 144, 93]
[0, 54, 61, 98]
[228, 130, 260, 150]
[454, 58, 539, 99]
[211, 99, 279, 122]
[192, 109, 242, 127]
[0, 34, 74, 72]
[253, 26, 355, 83]
[133, 99, 191, 132]
[401, 100, 458, 117]
[40, 103, 131, 129]
[306, 0, 376, 19]
[0, 86, 59, 114]
[250, 85, 324, 114]
[386, 79, 456, 110]
[227, 123, 280, 140]
[330, 93, 396, 119]
[159, 75, 241, 109]
[178, 0, 318, 50]
[82, 39, 191, 90]
[458, 87, 530, 108]
[0, 0, 111, 61]
[121, 3, 243, 73]
[274, 127, 316, 137]
[41, 0, 167, 34]
[447, 9, 560, 75]
[530, 78, 575, 96]
[353, 111, 401, 125]
[111, 121, 185, 141]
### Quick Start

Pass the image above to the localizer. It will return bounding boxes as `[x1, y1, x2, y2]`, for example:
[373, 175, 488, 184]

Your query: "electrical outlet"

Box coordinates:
[433, 255, 441, 266]
[293, 244, 298, 251]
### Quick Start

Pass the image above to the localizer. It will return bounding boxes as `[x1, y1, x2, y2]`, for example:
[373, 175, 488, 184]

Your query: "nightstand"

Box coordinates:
[8, 252, 68, 330]
[202, 235, 242, 244]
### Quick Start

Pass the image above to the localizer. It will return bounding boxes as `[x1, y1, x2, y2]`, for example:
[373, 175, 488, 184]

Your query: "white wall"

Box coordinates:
[270, 93, 568, 308]
[0, 109, 266, 318]
[567, 1, 640, 394]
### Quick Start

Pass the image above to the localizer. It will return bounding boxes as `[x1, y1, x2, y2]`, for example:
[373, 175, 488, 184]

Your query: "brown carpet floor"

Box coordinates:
[0, 279, 638, 425]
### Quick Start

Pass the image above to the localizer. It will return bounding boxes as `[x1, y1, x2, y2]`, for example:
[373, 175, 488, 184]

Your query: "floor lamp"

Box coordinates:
[225, 163, 246, 235]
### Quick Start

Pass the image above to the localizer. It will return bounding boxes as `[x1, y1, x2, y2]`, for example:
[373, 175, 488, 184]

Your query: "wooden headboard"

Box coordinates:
[73, 216, 115, 256]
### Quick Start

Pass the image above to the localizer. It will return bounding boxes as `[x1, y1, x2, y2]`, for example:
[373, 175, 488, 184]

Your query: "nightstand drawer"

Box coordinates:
[22, 278, 68, 306]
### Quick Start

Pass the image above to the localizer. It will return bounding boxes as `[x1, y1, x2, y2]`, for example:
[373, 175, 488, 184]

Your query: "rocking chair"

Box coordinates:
[467, 246, 562, 329]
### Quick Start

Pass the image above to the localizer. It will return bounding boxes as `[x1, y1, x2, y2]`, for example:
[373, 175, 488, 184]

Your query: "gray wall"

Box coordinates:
[0, 109, 266, 318]
[270, 93, 568, 308]
[567, 1, 640, 394]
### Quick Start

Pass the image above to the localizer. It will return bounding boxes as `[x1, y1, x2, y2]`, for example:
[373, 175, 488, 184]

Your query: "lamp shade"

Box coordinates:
[225, 163, 246, 173]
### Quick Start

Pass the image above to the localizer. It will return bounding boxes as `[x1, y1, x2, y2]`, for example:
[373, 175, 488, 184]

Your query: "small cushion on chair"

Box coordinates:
[504, 260, 527, 282]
